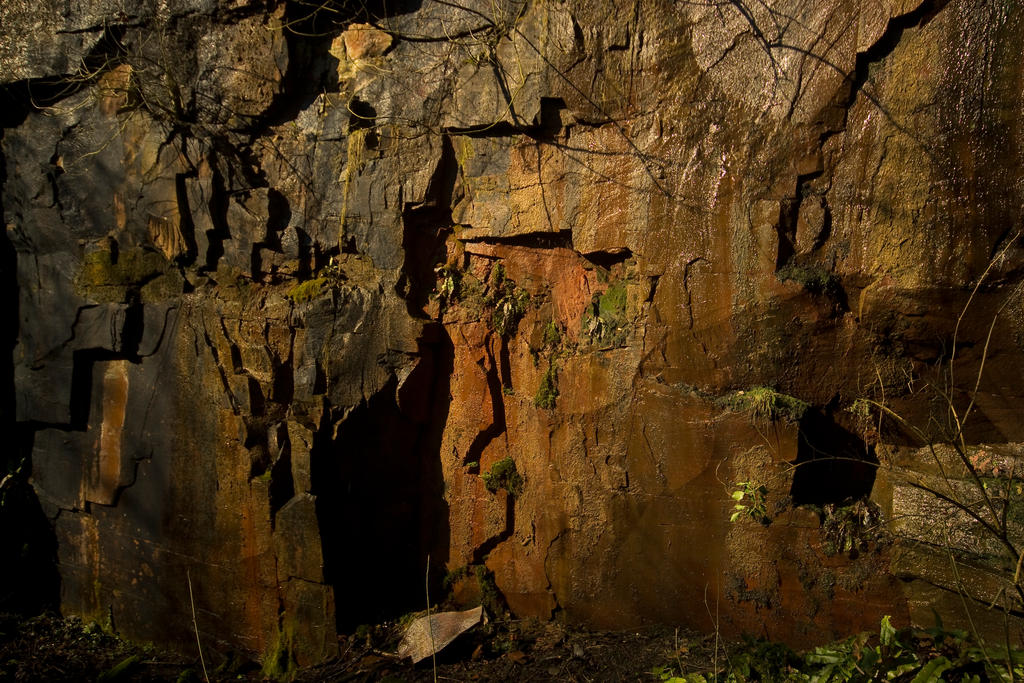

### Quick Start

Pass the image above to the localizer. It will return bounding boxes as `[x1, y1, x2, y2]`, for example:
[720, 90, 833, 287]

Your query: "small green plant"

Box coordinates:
[582, 280, 630, 347]
[482, 457, 523, 498]
[435, 263, 461, 305]
[718, 387, 809, 423]
[730, 481, 770, 524]
[488, 264, 530, 337]
[723, 637, 801, 681]
[534, 364, 558, 410]
[659, 616, 1024, 681]
[287, 276, 329, 303]
[97, 655, 142, 682]
[798, 615, 1018, 682]
[542, 320, 561, 348]
[651, 664, 695, 682]
[0, 458, 24, 511]
[474, 565, 505, 615]
[820, 499, 886, 557]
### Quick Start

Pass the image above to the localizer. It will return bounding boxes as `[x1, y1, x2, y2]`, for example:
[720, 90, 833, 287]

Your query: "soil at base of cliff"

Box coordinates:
[0, 612, 720, 682]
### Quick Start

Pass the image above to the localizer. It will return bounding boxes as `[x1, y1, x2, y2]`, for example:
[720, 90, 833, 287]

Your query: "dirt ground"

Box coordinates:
[0, 612, 722, 682]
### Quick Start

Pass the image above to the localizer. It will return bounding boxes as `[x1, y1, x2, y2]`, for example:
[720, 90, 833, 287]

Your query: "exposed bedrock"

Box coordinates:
[2, 0, 1024, 668]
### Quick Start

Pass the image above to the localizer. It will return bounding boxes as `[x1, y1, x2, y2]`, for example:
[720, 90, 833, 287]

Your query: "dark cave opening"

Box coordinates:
[789, 411, 878, 507]
[311, 333, 452, 631]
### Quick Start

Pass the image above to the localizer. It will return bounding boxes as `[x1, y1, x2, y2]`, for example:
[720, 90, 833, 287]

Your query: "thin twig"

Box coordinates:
[187, 570, 209, 683]
[426, 555, 437, 683]
[943, 531, 999, 676]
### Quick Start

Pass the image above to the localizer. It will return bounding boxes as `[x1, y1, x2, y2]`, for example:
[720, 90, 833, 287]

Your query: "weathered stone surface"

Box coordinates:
[3, 0, 1024, 668]
[339, 23, 393, 61]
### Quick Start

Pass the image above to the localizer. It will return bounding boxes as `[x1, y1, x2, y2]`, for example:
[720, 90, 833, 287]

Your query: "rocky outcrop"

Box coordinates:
[3, 0, 1023, 669]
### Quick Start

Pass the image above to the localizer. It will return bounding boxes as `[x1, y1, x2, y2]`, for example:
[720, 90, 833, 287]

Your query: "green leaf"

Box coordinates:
[732, 490, 745, 501]
[809, 662, 836, 683]
[879, 615, 896, 647]
[859, 645, 880, 671]
[910, 657, 951, 683]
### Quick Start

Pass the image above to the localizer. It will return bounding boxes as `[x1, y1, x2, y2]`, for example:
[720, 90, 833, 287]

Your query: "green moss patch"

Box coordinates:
[542, 320, 561, 348]
[534, 364, 558, 410]
[75, 247, 170, 302]
[482, 457, 523, 498]
[287, 276, 329, 303]
[261, 622, 298, 681]
[598, 280, 627, 320]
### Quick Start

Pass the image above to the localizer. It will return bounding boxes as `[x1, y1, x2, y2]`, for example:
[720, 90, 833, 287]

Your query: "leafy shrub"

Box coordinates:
[435, 263, 461, 305]
[654, 616, 1021, 682]
[730, 481, 769, 524]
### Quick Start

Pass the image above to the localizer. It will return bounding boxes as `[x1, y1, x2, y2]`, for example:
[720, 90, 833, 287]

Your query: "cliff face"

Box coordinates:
[2, 0, 1023, 667]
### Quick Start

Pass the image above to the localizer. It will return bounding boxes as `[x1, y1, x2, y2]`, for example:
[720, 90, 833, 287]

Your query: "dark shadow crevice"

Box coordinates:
[311, 349, 451, 630]
[398, 135, 457, 316]
[790, 411, 878, 507]
[463, 342, 507, 467]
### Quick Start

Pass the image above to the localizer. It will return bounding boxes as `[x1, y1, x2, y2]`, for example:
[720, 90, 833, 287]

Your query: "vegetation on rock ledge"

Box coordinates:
[582, 279, 630, 347]
[482, 457, 523, 498]
[717, 387, 809, 423]
[286, 276, 329, 303]
[487, 264, 530, 337]
[534, 363, 558, 410]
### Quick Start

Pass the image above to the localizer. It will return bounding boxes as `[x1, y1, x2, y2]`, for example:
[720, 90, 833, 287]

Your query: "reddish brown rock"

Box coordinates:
[3, 0, 1024, 669]
[340, 23, 393, 60]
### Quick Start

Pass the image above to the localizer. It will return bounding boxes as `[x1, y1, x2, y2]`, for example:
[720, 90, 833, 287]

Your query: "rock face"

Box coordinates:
[3, 0, 1024, 668]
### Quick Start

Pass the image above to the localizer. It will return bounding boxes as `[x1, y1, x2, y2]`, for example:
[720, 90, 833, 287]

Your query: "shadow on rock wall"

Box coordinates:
[314, 338, 453, 631]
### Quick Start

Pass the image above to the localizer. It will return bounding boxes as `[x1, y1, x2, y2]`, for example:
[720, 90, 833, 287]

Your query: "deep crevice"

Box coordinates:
[398, 135, 457, 316]
[582, 246, 632, 269]
[254, 0, 422, 132]
[463, 342, 507, 467]
[173, 171, 199, 266]
[470, 493, 515, 565]
[267, 423, 295, 524]
[311, 365, 449, 631]
[251, 188, 292, 282]
[0, 128, 60, 614]
[845, 0, 951, 110]
[68, 348, 141, 430]
[467, 229, 574, 251]
[202, 152, 231, 273]
[775, 171, 821, 269]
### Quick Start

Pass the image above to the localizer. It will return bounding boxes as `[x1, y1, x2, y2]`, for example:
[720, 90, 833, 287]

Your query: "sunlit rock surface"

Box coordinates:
[2, 0, 1023, 667]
